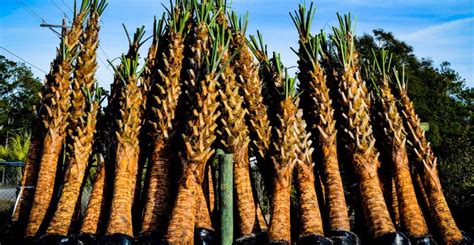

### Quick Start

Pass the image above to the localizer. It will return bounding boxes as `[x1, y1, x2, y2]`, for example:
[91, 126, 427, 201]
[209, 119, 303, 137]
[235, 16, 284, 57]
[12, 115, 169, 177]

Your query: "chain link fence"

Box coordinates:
[0, 161, 99, 239]
[0, 161, 23, 238]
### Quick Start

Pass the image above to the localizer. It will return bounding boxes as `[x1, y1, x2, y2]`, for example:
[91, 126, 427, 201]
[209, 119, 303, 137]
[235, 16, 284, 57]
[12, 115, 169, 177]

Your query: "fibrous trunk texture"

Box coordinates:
[268, 98, 298, 243]
[80, 154, 106, 235]
[46, 104, 98, 235]
[373, 74, 428, 238]
[46, 7, 102, 235]
[80, 67, 124, 236]
[296, 42, 350, 233]
[219, 33, 255, 236]
[140, 27, 185, 236]
[293, 106, 324, 237]
[332, 23, 396, 239]
[397, 83, 463, 243]
[25, 8, 88, 236]
[105, 73, 143, 237]
[166, 74, 220, 243]
[12, 116, 44, 232]
[233, 33, 271, 162]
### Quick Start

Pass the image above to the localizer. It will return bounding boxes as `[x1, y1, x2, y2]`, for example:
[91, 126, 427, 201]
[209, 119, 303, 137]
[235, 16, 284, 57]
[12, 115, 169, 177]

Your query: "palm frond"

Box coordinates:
[290, 2, 316, 40]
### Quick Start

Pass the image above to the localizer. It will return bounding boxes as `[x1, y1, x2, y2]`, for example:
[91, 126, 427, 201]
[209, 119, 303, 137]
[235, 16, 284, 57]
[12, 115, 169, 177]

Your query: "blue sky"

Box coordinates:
[1, 0, 473, 90]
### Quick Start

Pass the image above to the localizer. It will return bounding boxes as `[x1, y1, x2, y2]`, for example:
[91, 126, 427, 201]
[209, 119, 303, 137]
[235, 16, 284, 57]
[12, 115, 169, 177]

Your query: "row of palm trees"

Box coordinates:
[11, 0, 468, 244]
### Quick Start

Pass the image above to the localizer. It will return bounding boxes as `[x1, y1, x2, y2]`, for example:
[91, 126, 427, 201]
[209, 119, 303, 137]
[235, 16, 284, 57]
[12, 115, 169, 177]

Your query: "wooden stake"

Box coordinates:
[220, 153, 233, 245]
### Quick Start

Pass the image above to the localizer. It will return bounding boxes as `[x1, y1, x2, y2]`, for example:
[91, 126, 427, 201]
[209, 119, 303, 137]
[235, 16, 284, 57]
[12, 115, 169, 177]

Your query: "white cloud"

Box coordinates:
[402, 17, 474, 42]
[398, 17, 474, 86]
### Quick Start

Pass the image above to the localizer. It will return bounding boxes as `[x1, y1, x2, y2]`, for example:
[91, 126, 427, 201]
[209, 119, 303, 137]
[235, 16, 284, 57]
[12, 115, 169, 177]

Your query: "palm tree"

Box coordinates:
[44, 1, 107, 239]
[330, 14, 400, 242]
[368, 50, 433, 243]
[291, 4, 354, 242]
[165, 23, 229, 243]
[81, 12, 146, 245]
[25, 1, 90, 237]
[394, 68, 466, 244]
[11, 119, 43, 234]
[216, 12, 259, 239]
[133, 13, 166, 236]
[229, 12, 271, 233]
[265, 55, 296, 243]
[104, 26, 145, 241]
[140, 1, 190, 238]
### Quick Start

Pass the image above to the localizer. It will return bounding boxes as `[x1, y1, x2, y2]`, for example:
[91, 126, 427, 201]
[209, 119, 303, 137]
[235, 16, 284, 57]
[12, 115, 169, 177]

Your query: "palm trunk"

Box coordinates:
[356, 160, 396, 238]
[140, 145, 171, 235]
[268, 97, 298, 243]
[295, 161, 324, 237]
[233, 148, 255, 235]
[269, 169, 293, 242]
[166, 167, 199, 243]
[166, 72, 220, 242]
[390, 178, 400, 228]
[45, 4, 104, 235]
[25, 124, 68, 236]
[80, 155, 106, 235]
[392, 143, 428, 237]
[291, 6, 351, 232]
[105, 41, 144, 236]
[12, 117, 43, 232]
[293, 102, 324, 237]
[46, 104, 99, 235]
[195, 184, 213, 230]
[106, 144, 140, 236]
[397, 78, 463, 243]
[25, 6, 88, 236]
[321, 140, 350, 231]
[220, 30, 256, 235]
[331, 15, 396, 240]
[105, 61, 143, 236]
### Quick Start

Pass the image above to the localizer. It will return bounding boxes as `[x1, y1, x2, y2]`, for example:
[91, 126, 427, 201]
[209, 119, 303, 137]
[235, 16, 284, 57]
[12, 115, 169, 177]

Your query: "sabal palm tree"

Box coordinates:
[25, 1, 90, 237]
[394, 68, 466, 244]
[44, 1, 107, 240]
[215, 12, 262, 239]
[264, 55, 297, 243]
[291, 4, 354, 242]
[367, 50, 433, 243]
[165, 23, 230, 244]
[140, 1, 190, 238]
[229, 12, 271, 233]
[104, 26, 146, 242]
[329, 14, 402, 242]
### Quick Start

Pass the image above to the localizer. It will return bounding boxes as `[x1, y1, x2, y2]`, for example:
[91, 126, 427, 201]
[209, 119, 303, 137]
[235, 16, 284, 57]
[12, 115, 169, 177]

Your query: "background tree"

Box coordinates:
[0, 55, 42, 143]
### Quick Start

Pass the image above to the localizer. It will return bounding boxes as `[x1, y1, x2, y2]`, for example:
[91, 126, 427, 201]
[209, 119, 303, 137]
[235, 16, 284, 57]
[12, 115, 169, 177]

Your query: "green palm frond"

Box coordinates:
[194, 0, 214, 24]
[90, 0, 108, 16]
[290, 2, 316, 41]
[228, 11, 249, 35]
[292, 34, 321, 71]
[207, 22, 232, 77]
[152, 13, 167, 45]
[365, 48, 392, 97]
[0, 132, 31, 161]
[248, 30, 269, 63]
[167, 0, 191, 34]
[283, 69, 297, 99]
[393, 65, 408, 91]
[331, 13, 357, 68]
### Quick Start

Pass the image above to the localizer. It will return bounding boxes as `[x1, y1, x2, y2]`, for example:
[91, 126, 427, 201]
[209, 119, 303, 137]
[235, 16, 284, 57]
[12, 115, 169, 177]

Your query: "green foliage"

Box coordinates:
[0, 132, 30, 184]
[5, 132, 30, 161]
[0, 55, 42, 142]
